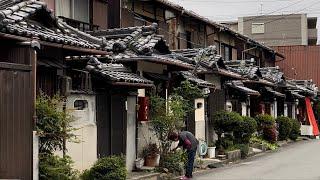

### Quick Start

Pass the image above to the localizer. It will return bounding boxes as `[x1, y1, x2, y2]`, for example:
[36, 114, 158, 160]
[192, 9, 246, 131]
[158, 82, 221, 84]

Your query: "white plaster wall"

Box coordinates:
[284, 104, 288, 117]
[137, 122, 159, 157]
[126, 96, 137, 172]
[195, 98, 205, 141]
[292, 104, 297, 119]
[138, 89, 146, 97]
[241, 102, 247, 116]
[65, 94, 97, 171]
[205, 74, 221, 89]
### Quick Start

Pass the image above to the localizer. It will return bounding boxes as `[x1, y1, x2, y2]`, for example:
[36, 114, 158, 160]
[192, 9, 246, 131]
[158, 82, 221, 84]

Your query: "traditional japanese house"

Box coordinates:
[171, 47, 262, 143]
[286, 80, 319, 136]
[226, 61, 286, 118]
[0, 0, 109, 179]
[67, 23, 198, 171]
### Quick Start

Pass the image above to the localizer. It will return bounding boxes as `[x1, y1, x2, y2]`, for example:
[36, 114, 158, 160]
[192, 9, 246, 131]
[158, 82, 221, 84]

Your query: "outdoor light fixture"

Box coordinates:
[295, 99, 299, 106]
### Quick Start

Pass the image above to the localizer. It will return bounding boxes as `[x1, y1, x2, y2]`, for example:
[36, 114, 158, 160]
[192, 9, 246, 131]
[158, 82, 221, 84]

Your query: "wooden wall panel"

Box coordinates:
[0, 50, 34, 179]
[93, 0, 108, 29]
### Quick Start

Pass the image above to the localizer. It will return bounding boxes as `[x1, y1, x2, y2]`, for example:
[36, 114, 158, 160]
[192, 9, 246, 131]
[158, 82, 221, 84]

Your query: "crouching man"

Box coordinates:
[169, 131, 199, 180]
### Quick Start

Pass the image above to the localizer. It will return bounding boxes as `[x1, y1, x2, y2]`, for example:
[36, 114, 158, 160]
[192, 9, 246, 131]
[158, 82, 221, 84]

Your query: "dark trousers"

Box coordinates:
[186, 149, 196, 178]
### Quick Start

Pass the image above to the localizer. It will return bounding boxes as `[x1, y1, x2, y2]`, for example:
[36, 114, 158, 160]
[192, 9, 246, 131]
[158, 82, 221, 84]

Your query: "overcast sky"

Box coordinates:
[169, 0, 320, 37]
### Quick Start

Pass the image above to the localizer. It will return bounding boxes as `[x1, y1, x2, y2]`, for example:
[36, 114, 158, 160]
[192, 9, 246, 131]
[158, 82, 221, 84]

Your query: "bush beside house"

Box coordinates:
[290, 119, 301, 141]
[276, 116, 293, 140]
[211, 111, 257, 158]
[255, 115, 277, 143]
[81, 156, 126, 180]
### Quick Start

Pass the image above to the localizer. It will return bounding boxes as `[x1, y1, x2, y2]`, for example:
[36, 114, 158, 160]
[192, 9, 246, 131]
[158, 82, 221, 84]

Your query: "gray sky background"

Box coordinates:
[170, 0, 320, 41]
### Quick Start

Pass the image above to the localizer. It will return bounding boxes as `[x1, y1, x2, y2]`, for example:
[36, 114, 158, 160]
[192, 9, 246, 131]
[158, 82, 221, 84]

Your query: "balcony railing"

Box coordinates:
[58, 16, 99, 32]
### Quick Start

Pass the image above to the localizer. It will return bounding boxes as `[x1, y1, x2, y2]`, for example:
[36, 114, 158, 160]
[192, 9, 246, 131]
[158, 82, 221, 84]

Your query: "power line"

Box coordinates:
[239, 0, 307, 23]
[243, 0, 320, 32]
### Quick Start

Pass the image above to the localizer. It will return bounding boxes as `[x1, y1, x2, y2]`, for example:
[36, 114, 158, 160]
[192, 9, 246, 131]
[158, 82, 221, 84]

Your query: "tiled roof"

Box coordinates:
[170, 46, 244, 79]
[88, 23, 169, 55]
[172, 46, 226, 69]
[86, 57, 153, 87]
[0, 0, 106, 49]
[226, 80, 260, 96]
[224, 60, 263, 81]
[65, 54, 194, 70]
[287, 80, 318, 96]
[259, 67, 285, 84]
[264, 87, 285, 98]
[180, 71, 215, 88]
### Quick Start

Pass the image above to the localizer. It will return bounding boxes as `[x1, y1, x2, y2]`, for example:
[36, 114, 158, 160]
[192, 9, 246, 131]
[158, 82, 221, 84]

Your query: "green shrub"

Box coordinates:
[255, 114, 275, 131]
[81, 156, 126, 180]
[211, 111, 243, 134]
[160, 150, 187, 175]
[290, 119, 301, 141]
[276, 116, 293, 140]
[235, 144, 250, 159]
[39, 154, 78, 180]
[234, 116, 257, 144]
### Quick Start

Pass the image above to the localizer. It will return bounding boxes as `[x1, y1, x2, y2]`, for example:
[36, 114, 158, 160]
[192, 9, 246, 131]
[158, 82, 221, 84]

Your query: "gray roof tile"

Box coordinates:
[86, 57, 153, 86]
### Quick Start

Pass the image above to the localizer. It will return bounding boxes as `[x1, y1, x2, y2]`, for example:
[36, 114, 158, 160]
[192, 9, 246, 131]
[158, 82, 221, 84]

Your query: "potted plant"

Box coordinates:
[142, 143, 160, 167]
[207, 141, 216, 158]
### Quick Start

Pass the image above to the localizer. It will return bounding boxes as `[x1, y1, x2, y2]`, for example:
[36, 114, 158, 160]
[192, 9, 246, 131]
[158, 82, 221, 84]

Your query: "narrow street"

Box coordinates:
[195, 140, 320, 180]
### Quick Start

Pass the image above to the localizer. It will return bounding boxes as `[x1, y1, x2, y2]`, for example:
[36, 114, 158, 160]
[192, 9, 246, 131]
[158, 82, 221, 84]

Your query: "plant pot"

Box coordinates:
[207, 147, 216, 158]
[135, 158, 144, 169]
[144, 154, 158, 167]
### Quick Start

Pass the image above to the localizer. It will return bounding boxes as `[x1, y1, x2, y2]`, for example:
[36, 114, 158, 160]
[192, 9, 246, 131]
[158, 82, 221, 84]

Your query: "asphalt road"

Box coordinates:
[195, 139, 320, 180]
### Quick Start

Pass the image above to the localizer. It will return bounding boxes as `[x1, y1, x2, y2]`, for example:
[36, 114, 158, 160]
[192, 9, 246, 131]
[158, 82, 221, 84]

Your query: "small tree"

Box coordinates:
[276, 116, 293, 140]
[36, 93, 78, 180]
[255, 114, 275, 132]
[234, 116, 257, 144]
[290, 119, 301, 141]
[173, 80, 204, 108]
[150, 95, 187, 155]
[210, 111, 243, 151]
[36, 93, 77, 154]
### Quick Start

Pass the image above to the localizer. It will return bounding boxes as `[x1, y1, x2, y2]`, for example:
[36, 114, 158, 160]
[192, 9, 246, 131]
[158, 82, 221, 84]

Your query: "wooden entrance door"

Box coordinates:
[0, 61, 34, 179]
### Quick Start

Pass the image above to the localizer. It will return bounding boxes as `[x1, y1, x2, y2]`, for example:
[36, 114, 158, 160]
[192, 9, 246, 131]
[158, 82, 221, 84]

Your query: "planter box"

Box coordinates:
[207, 147, 216, 158]
[226, 149, 241, 161]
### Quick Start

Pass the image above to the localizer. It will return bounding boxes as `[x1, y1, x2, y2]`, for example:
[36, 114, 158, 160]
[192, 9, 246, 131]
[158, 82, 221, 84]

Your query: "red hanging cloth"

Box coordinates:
[305, 97, 319, 136]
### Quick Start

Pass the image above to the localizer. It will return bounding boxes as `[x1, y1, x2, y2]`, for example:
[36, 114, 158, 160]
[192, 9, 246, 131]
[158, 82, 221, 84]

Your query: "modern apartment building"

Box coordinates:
[222, 14, 318, 46]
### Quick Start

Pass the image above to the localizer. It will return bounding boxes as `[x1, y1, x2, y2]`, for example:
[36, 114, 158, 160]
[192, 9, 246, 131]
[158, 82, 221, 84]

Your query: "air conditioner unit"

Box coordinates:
[61, 76, 72, 96]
